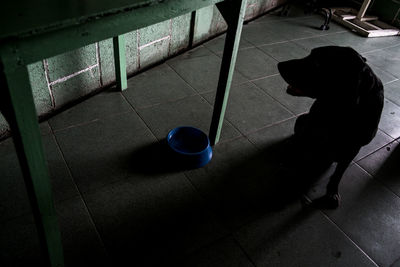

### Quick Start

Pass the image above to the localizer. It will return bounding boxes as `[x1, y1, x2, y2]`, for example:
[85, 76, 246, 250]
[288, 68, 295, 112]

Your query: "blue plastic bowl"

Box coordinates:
[167, 126, 213, 168]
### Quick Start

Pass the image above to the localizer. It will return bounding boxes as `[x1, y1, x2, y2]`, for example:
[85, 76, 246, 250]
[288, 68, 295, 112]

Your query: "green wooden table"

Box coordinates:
[0, 0, 246, 266]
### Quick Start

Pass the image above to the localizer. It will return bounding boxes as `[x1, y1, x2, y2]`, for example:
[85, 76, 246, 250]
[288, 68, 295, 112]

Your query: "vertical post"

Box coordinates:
[188, 11, 197, 48]
[113, 34, 127, 91]
[209, 0, 247, 145]
[0, 60, 64, 267]
[357, 0, 371, 20]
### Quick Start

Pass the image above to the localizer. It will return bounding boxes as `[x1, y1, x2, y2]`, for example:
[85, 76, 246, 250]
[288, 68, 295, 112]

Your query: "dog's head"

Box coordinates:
[277, 46, 368, 100]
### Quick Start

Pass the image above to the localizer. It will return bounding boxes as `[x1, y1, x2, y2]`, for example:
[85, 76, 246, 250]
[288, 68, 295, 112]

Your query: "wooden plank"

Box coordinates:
[209, 0, 247, 145]
[113, 35, 127, 91]
[0, 0, 225, 70]
[357, 0, 371, 20]
[0, 59, 64, 267]
[1, 0, 225, 40]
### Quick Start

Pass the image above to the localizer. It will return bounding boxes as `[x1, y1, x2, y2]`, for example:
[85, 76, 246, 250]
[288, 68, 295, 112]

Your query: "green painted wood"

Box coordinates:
[0, 60, 64, 267]
[113, 35, 127, 91]
[1, 0, 226, 40]
[0, 0, 225, 70]
[209, 0, 247, 145]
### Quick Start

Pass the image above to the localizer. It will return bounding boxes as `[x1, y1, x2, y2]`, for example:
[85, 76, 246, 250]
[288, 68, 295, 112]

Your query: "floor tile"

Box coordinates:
[234, 202, 376, 267]
[54, 111, 156, 193]
[385, 44, 400, 54]
[252, 74, 314, 115]
[185, 136, 300, 229]
[368, 63, 398, 85]
[324, 32, 399, 54]
[136, 95, 241, 141]
[0, 134, 79, 221]
[258, 41, 309, 62]
[234, 47, 280, 80]
[308, 163, 400, 267]
[0, 214, 44, 266]
[0, 139, 32, 221]
[179, 236, 254, 267]
[364, 49, 400, 79]
[358, 140, 400, 196]
[264, 19, 321, 40]
[378, 99, 400, 139]
[49, 89, 132, 131]
[203, 82, 293, 134]
[56, 196, 111, 267]
[383, 80, 400, 106]
[123, 63, 197, 109]
[39, 121, 53, 135]
[246, 118, 296, 149]
[292, 35, 336, 51]
[84, 175, 228, 266]
[354, 129, 394, 161]
[393, 257, 400, 267]
[204, 34, 254, 55]
[241, 22, 288, 46]
[185, 137, 267, 229]
[167, 46, 247, 94]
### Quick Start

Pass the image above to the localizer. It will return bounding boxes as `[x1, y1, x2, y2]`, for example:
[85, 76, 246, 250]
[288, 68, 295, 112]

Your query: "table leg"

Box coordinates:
[113, 34, 128, 91]
[209, 0, 247, 145]
[0, 62, 64, 267]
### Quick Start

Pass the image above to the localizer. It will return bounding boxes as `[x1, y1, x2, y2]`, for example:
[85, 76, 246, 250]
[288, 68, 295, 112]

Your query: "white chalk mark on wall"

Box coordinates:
[138, 36, 171, 50]
[48, 64, 99, 86]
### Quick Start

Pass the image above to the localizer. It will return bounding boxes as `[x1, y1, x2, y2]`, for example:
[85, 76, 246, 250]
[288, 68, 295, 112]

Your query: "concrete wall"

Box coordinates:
[0, 0, 284, 139]
[370, 0, 400, 28]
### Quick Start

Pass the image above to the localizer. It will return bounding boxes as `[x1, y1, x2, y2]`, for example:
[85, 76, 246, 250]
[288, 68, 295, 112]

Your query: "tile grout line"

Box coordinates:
[317, 208, 381, 267]
[167, 45, 299, 144]
[353, 132, 396, 162]
[232, 236, 258, 267]
[355, 154, 400, 200]
[50, 110, 132, 133]
[48, 127, 113, 262]
[119, 92, 160, 141]
[165, 57, 248, 140]
[250, 79, 297, 117]
[361, 43, 400, 56]
[244, 115, 297, 142]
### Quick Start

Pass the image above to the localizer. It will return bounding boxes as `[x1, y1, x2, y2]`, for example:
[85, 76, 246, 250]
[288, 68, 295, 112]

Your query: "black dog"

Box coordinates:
[277, 46, 384, 209]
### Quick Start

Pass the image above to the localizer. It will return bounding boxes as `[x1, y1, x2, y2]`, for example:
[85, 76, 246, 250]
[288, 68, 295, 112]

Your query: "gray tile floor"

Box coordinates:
[1, 7, 400, 267]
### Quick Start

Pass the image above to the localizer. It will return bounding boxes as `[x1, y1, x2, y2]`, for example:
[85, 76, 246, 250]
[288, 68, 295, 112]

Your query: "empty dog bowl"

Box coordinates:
[167, 126, 213, 168]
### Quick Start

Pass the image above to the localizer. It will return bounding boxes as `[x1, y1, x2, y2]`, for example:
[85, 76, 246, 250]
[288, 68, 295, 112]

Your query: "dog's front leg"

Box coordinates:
[312, 159, 352, 209]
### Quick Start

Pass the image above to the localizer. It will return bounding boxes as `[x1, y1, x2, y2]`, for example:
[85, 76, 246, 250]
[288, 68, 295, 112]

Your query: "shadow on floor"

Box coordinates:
[127, 136, 333, 216]
[110, 137, 333, 265]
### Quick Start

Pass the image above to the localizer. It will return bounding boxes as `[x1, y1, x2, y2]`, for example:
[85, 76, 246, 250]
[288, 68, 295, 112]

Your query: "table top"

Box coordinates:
[1, 0, 222, 41]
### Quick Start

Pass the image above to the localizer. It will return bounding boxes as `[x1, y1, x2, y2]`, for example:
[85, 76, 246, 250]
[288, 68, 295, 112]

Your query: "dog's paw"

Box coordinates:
[312, 194, 341, 209]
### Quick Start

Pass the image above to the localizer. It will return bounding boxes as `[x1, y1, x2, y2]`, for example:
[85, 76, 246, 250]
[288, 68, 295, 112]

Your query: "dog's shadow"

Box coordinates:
[210, 138, 334, 216]
[126, 137, 332, 217]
